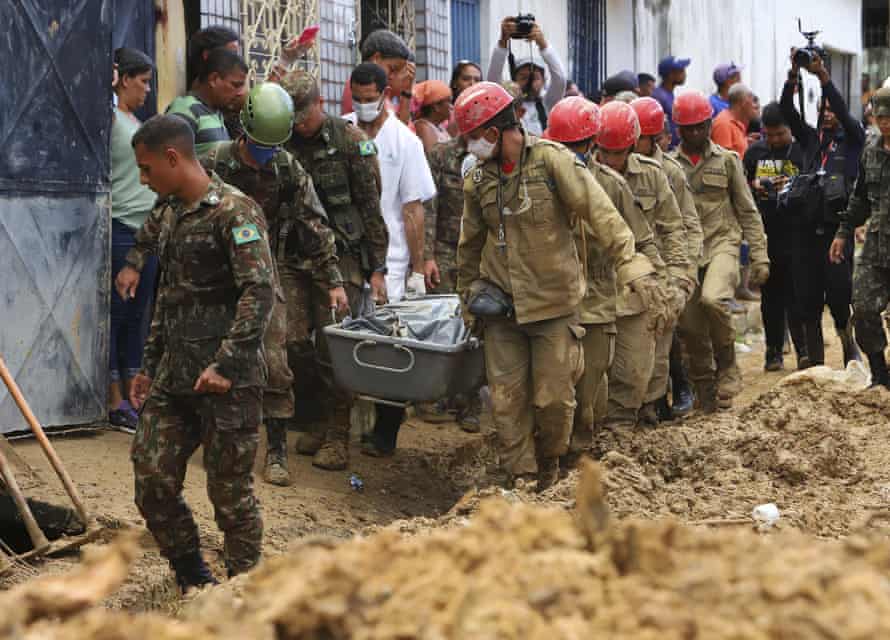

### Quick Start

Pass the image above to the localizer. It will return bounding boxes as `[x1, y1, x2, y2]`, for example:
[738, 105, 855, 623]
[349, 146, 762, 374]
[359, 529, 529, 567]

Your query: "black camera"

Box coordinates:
[510, 14, 535, 38]
[793, 20, 827, 68]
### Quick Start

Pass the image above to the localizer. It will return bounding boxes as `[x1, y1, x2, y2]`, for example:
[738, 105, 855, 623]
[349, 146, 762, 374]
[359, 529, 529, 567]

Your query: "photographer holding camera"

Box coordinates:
[486, 15, 566, 136]
[780, 46, 865, 367]
[743, 102, 808, 371]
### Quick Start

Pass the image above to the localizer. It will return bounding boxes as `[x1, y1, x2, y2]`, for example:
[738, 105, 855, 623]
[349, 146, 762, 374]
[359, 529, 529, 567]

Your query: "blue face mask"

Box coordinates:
[575, 150, 590, 164]
[246, 139, 277, 166]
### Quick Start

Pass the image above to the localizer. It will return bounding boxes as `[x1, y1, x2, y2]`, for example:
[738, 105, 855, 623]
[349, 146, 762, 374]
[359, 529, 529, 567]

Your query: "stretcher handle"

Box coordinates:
[353, 340, 416, 374]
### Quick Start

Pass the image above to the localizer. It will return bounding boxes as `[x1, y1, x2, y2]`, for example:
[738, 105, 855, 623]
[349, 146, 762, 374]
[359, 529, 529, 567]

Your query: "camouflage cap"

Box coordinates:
[280, 70, 320, 124]
[873, 87, 890, 118]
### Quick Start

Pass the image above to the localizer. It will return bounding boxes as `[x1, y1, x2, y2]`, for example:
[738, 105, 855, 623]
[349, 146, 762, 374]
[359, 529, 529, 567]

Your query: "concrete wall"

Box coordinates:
[415, 0, 451, 82]
[607, 0, 862, 123]
[480, 0, 569, 83]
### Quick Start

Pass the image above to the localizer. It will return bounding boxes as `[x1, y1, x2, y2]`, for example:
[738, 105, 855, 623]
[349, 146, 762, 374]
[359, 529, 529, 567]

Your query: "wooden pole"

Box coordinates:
[0, 446, 49, 554]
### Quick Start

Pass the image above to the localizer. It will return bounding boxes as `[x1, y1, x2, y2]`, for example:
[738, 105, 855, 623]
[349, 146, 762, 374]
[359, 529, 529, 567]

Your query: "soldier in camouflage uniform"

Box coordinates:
[202, 83, 346, 486]
[830, 87, 890, 388]
[280, 70, 390, 470]
[126, 115, 275, 591]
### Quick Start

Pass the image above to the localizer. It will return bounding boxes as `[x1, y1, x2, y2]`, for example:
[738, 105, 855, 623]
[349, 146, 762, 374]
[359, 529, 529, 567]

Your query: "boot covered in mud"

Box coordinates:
[294, 428, 325, 456]
[694, 381, 718, 414]
[638, 401, 659, 427]
[867, 351, 890, 389]
[715, 344, 741, 409]
[170, 551, 217, 593]
[456, 392, 483, 433]
[536, 457, 559, 493]
[839, 324, 862, 365]
[313, 419, 350, 471]
[263, 419, 291, 486]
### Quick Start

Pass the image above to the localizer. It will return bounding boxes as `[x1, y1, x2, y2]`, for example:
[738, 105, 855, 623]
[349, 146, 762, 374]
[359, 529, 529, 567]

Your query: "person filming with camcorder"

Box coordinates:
[779, 24, 865, 368]
[486, 14, 566, 136]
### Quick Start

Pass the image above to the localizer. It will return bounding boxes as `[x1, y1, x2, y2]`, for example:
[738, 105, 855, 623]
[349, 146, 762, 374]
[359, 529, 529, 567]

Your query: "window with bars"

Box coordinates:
[567, 0, 606, 98]
[199, 0, 241, 34]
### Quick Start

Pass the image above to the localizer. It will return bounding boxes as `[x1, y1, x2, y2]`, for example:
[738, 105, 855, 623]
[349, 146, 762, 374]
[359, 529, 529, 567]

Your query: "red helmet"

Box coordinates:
[544, 97, 601, 143]
[673, 90, 713, 126]
[630, 97, 666, 136]
[597, 101, 641, 151]
[454, 81, 514, 135]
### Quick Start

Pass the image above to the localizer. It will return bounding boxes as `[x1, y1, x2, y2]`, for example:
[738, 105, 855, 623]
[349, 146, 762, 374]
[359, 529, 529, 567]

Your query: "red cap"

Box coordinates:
[454, 81, 514, 135]
[545, 97, 602, 143]
[597, 101, 641, 150]
[630, 97, 666, 136]
[672, 90, 713, 126]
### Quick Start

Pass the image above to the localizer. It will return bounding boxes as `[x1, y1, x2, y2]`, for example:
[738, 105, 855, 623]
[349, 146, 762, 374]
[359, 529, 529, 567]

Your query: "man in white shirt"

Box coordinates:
[345, 62, 436, 302]
[486, 17, 566, 136]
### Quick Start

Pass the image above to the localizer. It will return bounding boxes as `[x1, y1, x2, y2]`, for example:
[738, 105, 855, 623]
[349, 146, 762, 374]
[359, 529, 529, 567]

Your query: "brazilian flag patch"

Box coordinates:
[233, 224, 261, 245]
[358, 140, 377, 157]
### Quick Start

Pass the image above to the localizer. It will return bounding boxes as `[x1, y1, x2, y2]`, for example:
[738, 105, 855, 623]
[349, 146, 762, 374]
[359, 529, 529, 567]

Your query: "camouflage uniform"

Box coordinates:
[129, 174, 275, 575]
[837, 136, 890, 355]
[572, 157, 663, 451]
[425, 137, 470, 293]
[458, 134, 655, 478]
[285, 100, 388, 461]
[671, 141, 768, 407]
[202, 141, 342, 422]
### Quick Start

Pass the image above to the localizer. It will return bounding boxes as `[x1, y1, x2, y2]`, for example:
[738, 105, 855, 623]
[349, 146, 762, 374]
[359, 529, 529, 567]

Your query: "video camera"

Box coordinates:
[793, 19, 827, 68]
[510, 14, 536, 39]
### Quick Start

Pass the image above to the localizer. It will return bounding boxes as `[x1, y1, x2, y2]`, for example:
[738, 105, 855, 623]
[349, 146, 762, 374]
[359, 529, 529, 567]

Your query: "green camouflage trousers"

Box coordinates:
[131, 385, 263, 574]
[429, 248, 458, 294]
[852, 259, 890, 355]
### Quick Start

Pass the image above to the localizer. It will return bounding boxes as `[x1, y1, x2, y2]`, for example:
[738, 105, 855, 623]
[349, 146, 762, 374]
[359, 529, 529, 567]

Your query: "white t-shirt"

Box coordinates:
[344, 112, 436, 296]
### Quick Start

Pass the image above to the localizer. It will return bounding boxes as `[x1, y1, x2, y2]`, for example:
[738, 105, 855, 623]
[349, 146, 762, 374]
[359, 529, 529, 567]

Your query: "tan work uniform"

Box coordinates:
[671, 141, 768, 401]
[572, 159, 662, 451]
[458, 135, 654, 475]
[621, 153, 692, 412]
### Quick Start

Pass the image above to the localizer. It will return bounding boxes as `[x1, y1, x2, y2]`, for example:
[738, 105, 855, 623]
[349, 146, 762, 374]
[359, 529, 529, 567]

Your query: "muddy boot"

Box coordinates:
[764, 347, 784, 372]
[804, 321, 825, 367]
[414, 399, 453, 423]
[867, 352, 890, 389]
[839, 325, 862, 365]
[263, 419, 291, 486]
[638, 401, 659, 427]
[295, 430, 324, 456]
[536, 457, 559, 493]
[735, 264, 759, 301]
[456, 392, 482, 433]
[313, 424, 350, 471]
[695, 381, 718, 414]
[655, 395, 673, 422]
[170, 551, 217, 593]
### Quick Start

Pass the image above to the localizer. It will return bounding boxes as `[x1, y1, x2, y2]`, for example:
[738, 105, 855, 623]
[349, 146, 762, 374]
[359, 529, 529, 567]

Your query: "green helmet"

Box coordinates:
[240, 83, 295, 146]
[873, 87, 890, 118]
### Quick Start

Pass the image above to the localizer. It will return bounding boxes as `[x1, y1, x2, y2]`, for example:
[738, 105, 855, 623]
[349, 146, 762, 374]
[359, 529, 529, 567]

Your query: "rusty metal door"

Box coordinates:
[0, 0, 113, 431]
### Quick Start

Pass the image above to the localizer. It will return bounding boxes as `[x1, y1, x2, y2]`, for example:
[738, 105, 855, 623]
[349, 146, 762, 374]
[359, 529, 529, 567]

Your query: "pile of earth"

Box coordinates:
[5, 460, 890, 639]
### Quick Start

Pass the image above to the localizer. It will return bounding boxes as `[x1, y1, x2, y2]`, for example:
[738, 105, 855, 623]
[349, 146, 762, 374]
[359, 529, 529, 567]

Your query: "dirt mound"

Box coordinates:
[11, 461, 890, 639]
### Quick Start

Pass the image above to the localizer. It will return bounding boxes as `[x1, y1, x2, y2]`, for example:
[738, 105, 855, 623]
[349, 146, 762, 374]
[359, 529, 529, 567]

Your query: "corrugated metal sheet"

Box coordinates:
[450, 0, 479, 67]
[0, 0, 112, 432]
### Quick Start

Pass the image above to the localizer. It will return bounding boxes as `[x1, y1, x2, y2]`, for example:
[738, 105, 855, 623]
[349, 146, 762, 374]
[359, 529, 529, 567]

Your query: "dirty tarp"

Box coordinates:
[340, 296, 469, 346]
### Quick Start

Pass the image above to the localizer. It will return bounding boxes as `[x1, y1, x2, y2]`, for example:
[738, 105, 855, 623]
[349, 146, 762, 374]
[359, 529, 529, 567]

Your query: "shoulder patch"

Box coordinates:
[233, 223, 261, 246]
[358, 140, 377, 156]
[472, 167, 484, 183]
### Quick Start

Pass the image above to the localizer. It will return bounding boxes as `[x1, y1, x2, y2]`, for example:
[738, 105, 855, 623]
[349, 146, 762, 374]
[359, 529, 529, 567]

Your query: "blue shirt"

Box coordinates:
[710, 94, 729, 117]
[652, 85, 679, 149]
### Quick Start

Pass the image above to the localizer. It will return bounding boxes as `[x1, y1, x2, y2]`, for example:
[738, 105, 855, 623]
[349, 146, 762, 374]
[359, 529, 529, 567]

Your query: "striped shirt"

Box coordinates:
[166, 93, 230, 154]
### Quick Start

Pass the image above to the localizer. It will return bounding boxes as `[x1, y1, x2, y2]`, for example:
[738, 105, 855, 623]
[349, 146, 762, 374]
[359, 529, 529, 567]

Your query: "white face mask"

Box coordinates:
[467, 134, 496, 161]
[355, 97, 383, 123]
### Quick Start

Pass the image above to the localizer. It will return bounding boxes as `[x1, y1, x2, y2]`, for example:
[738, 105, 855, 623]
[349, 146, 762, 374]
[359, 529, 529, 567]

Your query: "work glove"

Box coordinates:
[666, 275, 695, 325]
[749, 261, 771, 288]
[405, 272, 427, 299]
[630, 275, 671, 336]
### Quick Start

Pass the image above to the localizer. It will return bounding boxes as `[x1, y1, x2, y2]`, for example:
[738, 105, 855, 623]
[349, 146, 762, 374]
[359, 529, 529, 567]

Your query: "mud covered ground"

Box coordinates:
[3, 312, 890, 637]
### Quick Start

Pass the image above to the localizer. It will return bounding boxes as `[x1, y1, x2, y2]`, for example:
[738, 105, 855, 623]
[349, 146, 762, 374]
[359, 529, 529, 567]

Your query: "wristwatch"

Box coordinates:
[401, 91, 413, 99]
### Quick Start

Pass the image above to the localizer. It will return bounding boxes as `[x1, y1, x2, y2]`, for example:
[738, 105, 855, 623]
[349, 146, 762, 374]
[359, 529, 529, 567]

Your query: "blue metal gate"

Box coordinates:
[568, 0, 606, 98]
[0, 0, 113, 431]
[451, 0, 480, 66]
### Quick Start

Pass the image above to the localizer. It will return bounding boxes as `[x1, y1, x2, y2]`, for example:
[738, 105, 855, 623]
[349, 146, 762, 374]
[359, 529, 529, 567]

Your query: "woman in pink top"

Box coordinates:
[412, 80, 453, 152]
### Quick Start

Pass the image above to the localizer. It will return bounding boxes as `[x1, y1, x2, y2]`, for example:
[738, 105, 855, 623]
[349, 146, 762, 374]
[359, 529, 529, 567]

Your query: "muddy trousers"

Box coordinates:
[644, 316, 677, 404]
[605, 312, 656, 425]
[677, 252, 742, 397]
[132, 386, 263, 575]
[852, 259, 890, 355]
[571, 323, 615, 451]
[263, 297, 295, 419]
[483, 314, 584, 476]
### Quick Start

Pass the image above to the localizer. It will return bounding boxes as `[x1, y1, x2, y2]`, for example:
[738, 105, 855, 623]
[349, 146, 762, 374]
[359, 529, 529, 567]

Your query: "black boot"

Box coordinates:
[170, 551, 217, 593]
[655, 395, 673, 422]
[867, 352, 890, 389]
[764, 347, 784, 372]
[839, 325, 862, 365]
[804, 321, 825, 367]
[536, 457, 559, 493]
[672, 381, 694, 417]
